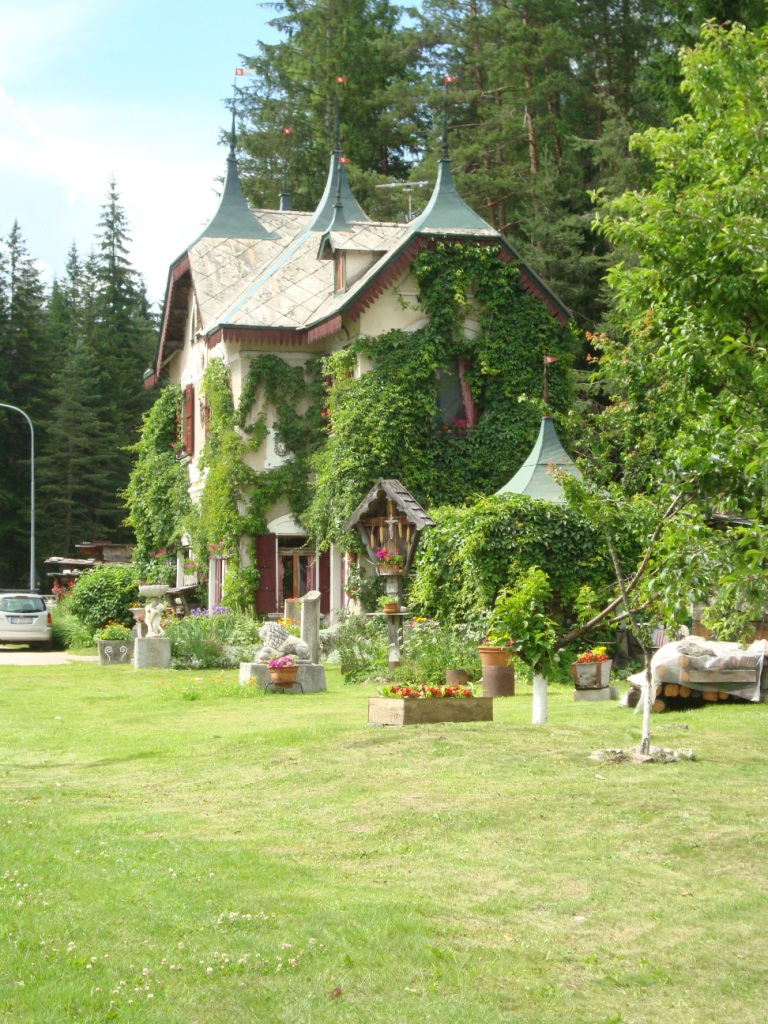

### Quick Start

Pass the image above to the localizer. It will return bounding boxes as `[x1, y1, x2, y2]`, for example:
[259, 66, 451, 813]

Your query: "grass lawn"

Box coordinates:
[1, 662, 767, 1023]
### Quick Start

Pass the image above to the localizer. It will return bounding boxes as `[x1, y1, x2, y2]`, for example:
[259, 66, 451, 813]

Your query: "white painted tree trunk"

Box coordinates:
[532, 673, 548, 724]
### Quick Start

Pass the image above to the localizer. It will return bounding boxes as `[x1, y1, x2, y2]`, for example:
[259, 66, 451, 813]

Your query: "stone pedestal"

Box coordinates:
[134, 636, 171, 670]
[573, 686, 610, 701]
[239, 662, 327, 694]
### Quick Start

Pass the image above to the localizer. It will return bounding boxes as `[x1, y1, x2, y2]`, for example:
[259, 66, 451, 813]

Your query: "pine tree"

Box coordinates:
[236, 0, 425, 216]
[0, 223, 52, 587]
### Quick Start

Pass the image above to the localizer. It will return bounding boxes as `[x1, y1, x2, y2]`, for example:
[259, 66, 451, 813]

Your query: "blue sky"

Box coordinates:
[0, 0, 282, 303]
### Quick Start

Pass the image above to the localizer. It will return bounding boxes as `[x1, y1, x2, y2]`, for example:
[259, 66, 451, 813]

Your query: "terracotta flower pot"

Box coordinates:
[477, 645, 515, 697]
[269, 666, 298, 688]
[445, 668, 469, 686]
[381, 602, 399, 614]
[477, 644, 513, 668]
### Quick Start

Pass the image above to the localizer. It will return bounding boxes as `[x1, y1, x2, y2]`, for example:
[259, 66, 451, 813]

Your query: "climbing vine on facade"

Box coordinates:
[305, 243, 579, 549]
[123, 384, 192, 576]
[190, 354, 325, 602]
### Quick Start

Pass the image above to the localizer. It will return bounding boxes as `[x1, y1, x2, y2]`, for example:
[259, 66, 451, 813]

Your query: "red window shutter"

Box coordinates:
[183, 384, 194, 452]
[254, 534, 278, 614]
[319, 550, 331, 614]
[457, 359, 476, 427]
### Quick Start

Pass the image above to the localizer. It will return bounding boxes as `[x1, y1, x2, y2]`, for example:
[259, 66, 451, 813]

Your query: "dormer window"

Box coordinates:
[334, 251, 345, 293]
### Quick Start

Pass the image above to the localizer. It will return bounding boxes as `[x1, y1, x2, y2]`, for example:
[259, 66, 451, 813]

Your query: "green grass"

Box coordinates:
[1, 664, 767, 1023]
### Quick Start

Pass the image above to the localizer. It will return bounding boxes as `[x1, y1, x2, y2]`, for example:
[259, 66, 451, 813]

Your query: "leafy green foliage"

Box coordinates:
[408, 492, 627, 625]
[164, 610, 262, 670]
[489, 567, 558, 675]
[585, 23, 768, 637]
[332, 612, 389, 683]
[49, 599, 96, 651]
[397, 618, 483, 686]
[67, 565, 138, 633]
[305, 244, 578, 547]
[123, 384, 192, 571]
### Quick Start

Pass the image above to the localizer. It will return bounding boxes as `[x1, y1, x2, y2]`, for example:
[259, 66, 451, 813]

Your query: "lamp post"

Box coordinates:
[0, 403, 35, 591]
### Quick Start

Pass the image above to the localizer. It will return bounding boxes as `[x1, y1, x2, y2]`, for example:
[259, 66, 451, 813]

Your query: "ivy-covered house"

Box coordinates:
[145, 123, 575, 618]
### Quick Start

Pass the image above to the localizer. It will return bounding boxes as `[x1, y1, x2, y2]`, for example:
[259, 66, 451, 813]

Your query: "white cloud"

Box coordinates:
[0, 0, 113, 79]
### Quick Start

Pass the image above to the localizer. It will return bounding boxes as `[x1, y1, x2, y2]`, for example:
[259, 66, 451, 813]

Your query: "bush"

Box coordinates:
[68, 565, 139, 633]
[397, 618, 486, 686]
[164, 609, 262, 669]
[409, 493, 633, 625]
[334, 612, 388, 683]
[50, 600, 95, 651]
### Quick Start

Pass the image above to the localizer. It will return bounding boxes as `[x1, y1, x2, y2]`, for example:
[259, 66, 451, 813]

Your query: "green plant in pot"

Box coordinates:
[378, 594, 400, 614]
[488, 567, 559, 723]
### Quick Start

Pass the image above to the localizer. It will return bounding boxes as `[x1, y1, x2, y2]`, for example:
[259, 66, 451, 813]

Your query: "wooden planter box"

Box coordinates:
[368, 696, 493, 727]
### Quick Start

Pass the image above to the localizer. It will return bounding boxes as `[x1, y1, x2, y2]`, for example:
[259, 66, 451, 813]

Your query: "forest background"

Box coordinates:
[0, 0, 764, 589]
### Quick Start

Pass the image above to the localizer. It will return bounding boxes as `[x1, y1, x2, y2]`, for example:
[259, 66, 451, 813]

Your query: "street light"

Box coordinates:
[0, 403, 35, 591]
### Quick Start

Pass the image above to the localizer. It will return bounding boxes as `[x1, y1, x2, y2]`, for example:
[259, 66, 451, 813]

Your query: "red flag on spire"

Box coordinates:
[235, 68, 256, 76]
[443, 75, 457, 83]
[335, 76, 348, 84]
[543, 355, 558, 364]
[281, 128, 294, 135]
[338, 156, 351, 164]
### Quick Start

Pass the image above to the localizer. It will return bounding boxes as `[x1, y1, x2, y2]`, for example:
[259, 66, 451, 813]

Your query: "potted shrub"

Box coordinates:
[268, 654, 299, 689]
[571, 645, 612, 690]
[95, 621, 134, 666]
[368, 681, 492, 727]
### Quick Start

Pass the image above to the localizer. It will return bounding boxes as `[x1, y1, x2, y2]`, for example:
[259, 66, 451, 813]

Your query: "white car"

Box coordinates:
[0, 593, 53, 648]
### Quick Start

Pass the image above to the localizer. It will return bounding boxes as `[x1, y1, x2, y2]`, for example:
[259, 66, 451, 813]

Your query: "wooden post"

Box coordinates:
[532, 673, 548, 724]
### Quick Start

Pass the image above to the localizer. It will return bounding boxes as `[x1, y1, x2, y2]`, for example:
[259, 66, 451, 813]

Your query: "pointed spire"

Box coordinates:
[192, 114, 276, 243]
[306, 153, 368, 233]
[408, 75, 495, 235]
[496, 417, 582, 504]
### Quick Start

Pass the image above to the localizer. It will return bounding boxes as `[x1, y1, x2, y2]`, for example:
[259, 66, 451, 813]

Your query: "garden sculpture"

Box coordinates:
[254, 620, 310, 664]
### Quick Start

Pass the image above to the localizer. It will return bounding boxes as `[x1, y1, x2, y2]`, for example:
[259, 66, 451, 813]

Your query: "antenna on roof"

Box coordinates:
[442, 75, 457, 159]
[280, 127, 294, 211]
[334, 76, 347, 151]
[375, 181, 430, 221]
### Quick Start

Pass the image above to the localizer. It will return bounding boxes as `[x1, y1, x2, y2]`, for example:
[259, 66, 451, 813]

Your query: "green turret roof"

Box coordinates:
[496, 416, 582, 504]
[193, 129, 275, 243]
[305, 151, 369, 233]
[408, 157, 495, 235]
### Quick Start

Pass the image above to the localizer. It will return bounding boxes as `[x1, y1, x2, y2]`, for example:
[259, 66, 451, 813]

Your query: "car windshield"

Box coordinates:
[0, 596, 46, 613]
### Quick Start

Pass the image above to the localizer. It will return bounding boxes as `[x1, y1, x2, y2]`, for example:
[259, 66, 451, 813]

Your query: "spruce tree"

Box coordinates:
[236, 0, 424, 217]
[0, 223, 51, 587]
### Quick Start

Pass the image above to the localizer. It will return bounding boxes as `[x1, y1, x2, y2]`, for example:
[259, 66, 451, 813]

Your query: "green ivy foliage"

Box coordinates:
[407, 493, 630, 626]
[190, 354, 325, 604]
[123, 384, 192, 568]
[304, 243, 579, 548]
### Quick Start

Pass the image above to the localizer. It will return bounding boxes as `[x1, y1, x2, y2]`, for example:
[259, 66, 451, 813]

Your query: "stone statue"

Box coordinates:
[144, 598, 166, 637]
[254, 620, 310, 664]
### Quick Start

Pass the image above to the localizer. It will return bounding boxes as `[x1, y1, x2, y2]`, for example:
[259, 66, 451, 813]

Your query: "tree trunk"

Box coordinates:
[532, 672, 548, 724]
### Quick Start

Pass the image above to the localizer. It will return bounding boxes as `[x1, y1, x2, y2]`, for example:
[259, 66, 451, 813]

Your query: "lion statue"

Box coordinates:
[253, 621, 310, 664]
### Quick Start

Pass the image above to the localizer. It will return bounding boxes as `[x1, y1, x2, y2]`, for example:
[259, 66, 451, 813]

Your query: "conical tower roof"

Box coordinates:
[192, 124, 275, 243]
[496, 417, 582, 504]
[305, 150, 369, 233]
[408, 156, 495, 234]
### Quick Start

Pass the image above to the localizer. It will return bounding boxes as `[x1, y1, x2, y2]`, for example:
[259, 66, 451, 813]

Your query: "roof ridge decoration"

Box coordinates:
[495, 416, 582, 505]
[192, 114, 277, 243]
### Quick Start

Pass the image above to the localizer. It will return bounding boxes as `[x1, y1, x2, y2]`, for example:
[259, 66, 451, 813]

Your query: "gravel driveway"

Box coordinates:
[0, 649, 98, 666]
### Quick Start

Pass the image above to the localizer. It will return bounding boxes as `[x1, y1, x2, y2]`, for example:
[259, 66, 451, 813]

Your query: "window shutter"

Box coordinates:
[183, 384, 195, 452]
[254, 534, 278, 614]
